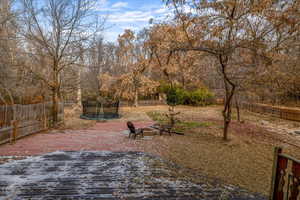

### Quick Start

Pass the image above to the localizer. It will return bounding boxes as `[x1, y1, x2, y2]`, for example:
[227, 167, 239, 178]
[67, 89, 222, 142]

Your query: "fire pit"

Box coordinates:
[80, 100, 120, 120]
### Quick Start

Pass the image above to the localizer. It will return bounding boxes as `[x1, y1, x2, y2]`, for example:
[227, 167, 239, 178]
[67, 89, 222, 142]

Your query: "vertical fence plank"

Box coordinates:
[270, 147, 300, 200]
[270, 147, 283, 200]
[290, 162, 300, 200]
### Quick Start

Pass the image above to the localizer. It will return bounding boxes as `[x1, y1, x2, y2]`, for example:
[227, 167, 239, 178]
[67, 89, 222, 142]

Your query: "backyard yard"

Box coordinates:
[1, 105, 300, 196]
[1, 0, 299, 198]
[139, 105, 300, 195]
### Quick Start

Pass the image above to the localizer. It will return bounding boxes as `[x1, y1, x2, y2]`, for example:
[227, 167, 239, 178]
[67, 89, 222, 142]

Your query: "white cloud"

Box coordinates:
[120, 25, 143, 31]
[99, 0, 107, 4]
[103, 30, 121, 43]
[111, 2, 128, 8]
[93, 0, 109, 11]
[108, 11, 154, 23]
[97, 0, 108, 8]
[154, 7, 168, 14]
[104, 4, 174, 24]
[94, 0, 127, 12]
[99, 2, 176, 42]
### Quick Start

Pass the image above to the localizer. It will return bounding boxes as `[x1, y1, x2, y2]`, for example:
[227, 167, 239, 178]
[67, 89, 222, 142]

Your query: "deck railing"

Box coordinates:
[270, 147, 300, 200]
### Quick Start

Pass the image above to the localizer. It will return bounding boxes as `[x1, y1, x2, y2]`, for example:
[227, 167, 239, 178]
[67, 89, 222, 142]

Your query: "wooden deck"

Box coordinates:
[0, 151, 266, 199]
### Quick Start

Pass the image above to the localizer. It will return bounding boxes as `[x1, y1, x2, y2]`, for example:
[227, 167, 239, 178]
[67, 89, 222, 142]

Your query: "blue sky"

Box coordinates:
[95, 0, 173, 42]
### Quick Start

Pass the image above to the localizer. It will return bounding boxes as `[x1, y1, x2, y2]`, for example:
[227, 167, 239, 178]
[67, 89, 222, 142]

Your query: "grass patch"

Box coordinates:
[146, 111, 168, 124]
[64, 107, 96, 129]
[179, 121, 214, 128]
[147, 111, 214, 132]
[175, 121, 214, 132]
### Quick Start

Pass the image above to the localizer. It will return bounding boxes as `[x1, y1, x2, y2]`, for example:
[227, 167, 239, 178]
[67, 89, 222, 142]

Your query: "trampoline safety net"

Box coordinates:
[81, 100, 120, 120]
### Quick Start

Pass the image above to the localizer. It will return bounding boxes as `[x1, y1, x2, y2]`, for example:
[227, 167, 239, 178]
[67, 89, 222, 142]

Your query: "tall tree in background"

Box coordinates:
[148, 23, 203, 90]
[19, 0, 104, 126]
[0, 0, 17, 105]
[164, 0, 299, 140]
[117, 29, 155, 107]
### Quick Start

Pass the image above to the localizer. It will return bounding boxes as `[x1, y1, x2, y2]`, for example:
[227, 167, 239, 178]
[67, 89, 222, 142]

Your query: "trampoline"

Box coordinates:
[80, 100, 120, 120]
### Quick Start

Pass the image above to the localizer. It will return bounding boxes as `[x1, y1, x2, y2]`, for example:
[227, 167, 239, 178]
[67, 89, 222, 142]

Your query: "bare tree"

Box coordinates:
[18, 0, 104, 126]
[0, 0, 18, 106]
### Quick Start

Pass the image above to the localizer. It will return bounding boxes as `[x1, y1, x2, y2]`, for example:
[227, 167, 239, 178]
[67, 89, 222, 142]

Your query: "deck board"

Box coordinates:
[0, 151, 266, 200]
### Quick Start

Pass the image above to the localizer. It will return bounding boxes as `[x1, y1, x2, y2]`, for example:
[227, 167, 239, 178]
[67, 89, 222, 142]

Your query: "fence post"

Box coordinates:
[43, 102, 47, 130]
[10, 120, 18, 144]
[269, 147, 282, 200]
[60, 101, 64, 125]
[5, 104, 8, 127]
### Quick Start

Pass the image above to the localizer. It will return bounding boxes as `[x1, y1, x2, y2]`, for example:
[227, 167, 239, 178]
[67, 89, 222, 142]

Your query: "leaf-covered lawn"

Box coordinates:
[147, 111, 215, 132]
[144, 106, 300, 195]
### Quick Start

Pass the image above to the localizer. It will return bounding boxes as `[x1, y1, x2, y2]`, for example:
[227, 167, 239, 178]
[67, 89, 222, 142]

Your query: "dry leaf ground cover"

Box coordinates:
[134, 105, 300, 195]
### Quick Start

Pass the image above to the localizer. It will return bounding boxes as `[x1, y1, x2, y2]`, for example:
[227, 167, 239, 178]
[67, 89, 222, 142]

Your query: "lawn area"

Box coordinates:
[63, 106, 97, 129]
[132, 105, 300, 196]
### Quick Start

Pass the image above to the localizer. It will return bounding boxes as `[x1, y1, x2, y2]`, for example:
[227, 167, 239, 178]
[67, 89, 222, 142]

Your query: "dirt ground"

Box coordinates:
[1, 105, 300, 196]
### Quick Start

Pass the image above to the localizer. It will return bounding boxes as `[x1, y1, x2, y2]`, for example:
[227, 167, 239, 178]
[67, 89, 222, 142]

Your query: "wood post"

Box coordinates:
[10, 120, 18, 144]
[270, 147, 282, 200]
[43, 102, 47, 129]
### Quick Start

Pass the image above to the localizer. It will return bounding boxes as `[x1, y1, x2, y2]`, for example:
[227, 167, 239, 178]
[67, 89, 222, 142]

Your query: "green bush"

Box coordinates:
[159, 83, 214, 106]
[187, 88, 215, 106]
[166, 87, 188, 106]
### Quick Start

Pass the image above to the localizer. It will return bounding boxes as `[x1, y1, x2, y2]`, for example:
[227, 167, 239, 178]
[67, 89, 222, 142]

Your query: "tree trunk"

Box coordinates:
[235, 95, 241, 122]
[220, 55, 235, 141]
[78, 47, 84, 108]
[222, 99, 232, 141]
[159, 93, 162, 101]
[223, 120, 230, 141]
[52, 87, 59, 127]
[134, 89, 138, 107]
[77, 67, 82, 107]
[51, 61, 61, 127]
[181, 75, 185, 89]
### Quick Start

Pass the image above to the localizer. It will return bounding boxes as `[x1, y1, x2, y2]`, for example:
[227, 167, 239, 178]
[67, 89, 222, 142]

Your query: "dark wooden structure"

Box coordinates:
[127, 121, 144, 139]
[81, 100, 120, 120]
[270, 147, 300, 200]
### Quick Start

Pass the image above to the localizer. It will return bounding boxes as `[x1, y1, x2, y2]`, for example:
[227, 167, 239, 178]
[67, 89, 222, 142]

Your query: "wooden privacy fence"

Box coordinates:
[270, 147, 300, 200]
[0, 102, 64, 145]
[241, 102, 300, 122]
